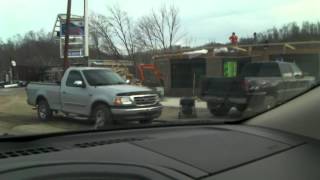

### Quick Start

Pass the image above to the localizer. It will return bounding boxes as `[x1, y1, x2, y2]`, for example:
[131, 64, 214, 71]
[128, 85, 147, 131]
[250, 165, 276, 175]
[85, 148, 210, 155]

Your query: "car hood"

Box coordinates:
[96, 85, 152, 95]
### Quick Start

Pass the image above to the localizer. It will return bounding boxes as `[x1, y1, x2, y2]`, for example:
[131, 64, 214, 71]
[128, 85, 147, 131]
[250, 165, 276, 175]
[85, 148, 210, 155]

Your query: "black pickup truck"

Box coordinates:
[200, 61, 316, 116]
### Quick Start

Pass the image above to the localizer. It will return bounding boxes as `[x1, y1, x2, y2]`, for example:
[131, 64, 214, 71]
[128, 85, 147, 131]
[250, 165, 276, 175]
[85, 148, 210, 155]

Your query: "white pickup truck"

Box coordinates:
[26, 67, 162, 129]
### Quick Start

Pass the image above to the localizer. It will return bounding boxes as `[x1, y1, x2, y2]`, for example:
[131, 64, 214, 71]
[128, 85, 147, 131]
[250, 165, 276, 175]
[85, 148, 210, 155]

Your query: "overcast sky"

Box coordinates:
[0, 0, 319, 45]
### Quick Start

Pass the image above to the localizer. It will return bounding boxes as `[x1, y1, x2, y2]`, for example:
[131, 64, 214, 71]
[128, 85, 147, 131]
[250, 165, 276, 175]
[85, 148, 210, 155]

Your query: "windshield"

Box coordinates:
[0, 0, 319, 136]
[83, 70, 126, 86]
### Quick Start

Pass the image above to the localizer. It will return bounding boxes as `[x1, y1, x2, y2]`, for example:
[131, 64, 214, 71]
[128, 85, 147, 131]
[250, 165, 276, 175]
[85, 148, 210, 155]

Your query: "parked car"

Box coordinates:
[26, 67, 162, 128]
[200, 61, 315, 116]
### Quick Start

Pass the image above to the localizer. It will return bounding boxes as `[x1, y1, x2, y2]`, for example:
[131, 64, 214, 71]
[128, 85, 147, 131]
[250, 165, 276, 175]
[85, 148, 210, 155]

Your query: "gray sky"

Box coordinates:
[0, 0, 319, 45]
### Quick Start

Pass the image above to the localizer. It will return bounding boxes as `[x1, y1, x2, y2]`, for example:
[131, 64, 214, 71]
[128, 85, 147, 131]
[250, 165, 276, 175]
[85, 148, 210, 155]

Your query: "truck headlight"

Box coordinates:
[114, 96, 133, 106]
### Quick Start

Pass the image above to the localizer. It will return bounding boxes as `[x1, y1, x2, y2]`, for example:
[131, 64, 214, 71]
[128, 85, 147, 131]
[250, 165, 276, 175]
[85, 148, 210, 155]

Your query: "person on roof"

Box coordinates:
[229, 32, 238, 46]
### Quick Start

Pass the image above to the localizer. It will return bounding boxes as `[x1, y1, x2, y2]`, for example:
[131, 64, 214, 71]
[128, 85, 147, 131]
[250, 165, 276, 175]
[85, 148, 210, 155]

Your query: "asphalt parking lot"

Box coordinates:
[0, 88, 225, 135]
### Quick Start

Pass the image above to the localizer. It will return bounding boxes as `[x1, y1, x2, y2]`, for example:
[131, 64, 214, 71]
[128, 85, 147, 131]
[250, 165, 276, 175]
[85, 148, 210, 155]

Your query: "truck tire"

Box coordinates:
[210, 106, 230, 116]
[37, 99, 53, 121]
[92, 104, 113, 129]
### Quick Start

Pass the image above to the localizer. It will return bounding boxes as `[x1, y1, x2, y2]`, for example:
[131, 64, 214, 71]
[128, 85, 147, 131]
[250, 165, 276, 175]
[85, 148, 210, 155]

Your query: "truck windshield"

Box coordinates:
[83, 70, 126, 86]
[241, 63, 281, 77]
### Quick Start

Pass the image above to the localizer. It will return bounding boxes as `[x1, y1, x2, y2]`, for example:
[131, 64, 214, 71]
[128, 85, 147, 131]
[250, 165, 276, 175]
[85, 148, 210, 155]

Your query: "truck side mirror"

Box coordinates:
[294, 73, 303, 79]
[73, 80, 86, 88]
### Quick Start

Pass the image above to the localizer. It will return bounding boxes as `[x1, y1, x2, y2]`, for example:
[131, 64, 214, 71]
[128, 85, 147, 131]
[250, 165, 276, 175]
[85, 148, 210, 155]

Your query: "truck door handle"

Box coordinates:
[62, 91, 67, 94]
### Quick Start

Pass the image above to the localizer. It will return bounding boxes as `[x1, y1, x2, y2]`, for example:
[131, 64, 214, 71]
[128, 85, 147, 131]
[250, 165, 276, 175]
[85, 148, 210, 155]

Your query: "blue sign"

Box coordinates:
[61, 20, 84, 36]
[68, 49, 83, 57]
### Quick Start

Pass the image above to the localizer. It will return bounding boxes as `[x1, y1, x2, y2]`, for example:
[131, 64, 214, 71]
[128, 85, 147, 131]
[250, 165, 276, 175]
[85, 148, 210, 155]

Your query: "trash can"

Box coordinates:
[179, 97, 197, 118]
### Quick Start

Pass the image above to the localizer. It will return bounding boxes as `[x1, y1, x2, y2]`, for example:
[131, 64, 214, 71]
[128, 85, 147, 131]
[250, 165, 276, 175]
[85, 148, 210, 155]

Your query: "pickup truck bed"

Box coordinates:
[27, 82, 61, 111]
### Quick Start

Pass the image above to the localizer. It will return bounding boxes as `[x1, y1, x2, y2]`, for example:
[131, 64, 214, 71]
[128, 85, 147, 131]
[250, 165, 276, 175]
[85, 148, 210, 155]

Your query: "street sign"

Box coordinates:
[68, 49, 84, 57]
[60, 48, 84, 58]
[52, 14, 88, 59]
[60, 19, 84, 36]
[60, 36, 84, 58]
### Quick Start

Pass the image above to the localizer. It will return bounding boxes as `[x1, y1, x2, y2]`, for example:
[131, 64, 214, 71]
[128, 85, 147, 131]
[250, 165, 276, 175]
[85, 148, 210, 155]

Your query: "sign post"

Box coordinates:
[10, 60, 16, 84]
[84, 0, 89, 58]
[63, 0, 72, 71]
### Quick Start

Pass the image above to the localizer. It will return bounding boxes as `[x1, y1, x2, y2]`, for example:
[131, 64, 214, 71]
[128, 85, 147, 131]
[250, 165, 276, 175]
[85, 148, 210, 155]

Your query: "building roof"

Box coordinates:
[153, 41, 320, 60]
[88, 59, 134, 66]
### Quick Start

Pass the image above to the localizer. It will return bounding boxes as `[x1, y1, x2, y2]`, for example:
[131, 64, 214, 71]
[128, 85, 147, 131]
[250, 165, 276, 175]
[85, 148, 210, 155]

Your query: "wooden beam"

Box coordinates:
[284, 43, 296, 50]
[230, 46, 248, 52]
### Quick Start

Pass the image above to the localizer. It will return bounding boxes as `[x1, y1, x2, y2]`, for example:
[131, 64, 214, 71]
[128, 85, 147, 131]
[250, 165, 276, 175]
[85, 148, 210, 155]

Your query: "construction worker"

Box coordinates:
[253, 32, 258, 43]
[229, 32, 238, 46]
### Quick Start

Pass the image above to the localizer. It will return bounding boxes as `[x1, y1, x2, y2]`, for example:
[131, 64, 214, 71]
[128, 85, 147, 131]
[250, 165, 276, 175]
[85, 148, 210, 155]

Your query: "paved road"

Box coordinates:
[0, 88, 224, 135]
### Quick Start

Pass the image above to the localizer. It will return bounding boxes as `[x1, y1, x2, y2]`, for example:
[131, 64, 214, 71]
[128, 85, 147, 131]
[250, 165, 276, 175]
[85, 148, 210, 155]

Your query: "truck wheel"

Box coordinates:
[210, 106, 230, 116]
[92, 104, 113, 129]
[37, 99, 52, 121]
[139, 119, 153, 124]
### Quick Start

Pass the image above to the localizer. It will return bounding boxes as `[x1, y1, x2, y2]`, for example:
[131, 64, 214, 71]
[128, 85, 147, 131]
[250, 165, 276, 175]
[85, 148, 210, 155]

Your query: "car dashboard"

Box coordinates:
[0, 124, 319, 180]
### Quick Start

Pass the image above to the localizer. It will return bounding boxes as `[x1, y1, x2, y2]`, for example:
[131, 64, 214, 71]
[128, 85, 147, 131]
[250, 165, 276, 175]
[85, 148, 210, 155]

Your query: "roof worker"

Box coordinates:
[229, 32, 238, 46]
[253, 32, 258, 43]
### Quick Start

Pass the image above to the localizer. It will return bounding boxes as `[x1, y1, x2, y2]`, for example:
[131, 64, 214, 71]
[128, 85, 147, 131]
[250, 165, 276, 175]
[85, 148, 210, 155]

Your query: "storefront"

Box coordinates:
[155, 55, 253, 96]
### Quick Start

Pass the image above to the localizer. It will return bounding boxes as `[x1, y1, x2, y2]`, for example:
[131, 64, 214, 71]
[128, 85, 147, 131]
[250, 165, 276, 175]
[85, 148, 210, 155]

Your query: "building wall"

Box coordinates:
[252, 55, 270, 62]
[206, 57, 222, 76]
[155, 58, 208, 96]
[154, 59, 171, 95]
[156, 56, 254, 96]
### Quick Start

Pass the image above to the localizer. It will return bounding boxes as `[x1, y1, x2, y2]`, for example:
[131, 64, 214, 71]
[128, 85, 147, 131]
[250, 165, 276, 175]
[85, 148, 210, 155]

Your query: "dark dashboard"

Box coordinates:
[0, 125, 319, 180]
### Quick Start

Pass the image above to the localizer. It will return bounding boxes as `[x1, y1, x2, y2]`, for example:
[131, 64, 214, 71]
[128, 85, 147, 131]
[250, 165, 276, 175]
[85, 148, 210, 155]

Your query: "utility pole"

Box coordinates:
[63, 0, 72, 71]
[84, 0, 89, 62]
[8, 58, 12, 84]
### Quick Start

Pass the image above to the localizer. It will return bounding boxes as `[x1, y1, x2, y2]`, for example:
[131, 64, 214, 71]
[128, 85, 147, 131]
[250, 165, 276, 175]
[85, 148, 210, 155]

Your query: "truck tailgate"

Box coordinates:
[200, 77, 245, 98]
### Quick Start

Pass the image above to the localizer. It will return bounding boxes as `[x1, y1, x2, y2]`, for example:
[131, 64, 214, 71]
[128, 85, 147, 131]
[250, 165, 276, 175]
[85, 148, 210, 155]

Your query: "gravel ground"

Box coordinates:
[0, 88, 223, 135]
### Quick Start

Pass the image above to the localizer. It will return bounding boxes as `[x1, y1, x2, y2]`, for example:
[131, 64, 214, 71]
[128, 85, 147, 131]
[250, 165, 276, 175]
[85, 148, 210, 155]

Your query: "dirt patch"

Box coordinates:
[0, 88, 89, 135]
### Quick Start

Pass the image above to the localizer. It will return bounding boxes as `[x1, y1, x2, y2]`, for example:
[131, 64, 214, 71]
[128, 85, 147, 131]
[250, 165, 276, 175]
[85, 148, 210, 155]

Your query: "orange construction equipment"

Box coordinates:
[137, 64, 164, 97]
[137, 64, 163, 86]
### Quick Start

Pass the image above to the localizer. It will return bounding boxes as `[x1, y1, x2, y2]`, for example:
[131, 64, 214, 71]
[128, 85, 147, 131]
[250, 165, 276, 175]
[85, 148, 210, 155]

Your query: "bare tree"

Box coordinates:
[89, 4, 185, 58]
[166, 5, 181, 49]
[135, 4, 184, 52]
[150, 6, 167, 50]
[135, 16, 158, 51]
[89, 25, 101, 57]
[108, 5, 136, 59]
[89, 13, 121, 58]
